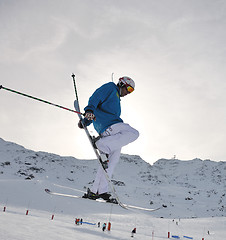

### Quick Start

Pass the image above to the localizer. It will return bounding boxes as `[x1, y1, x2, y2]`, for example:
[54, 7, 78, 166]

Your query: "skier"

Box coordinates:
[131, 228, 136, 237]
[75, 218, 79, 225]
[78, 76, 139, 202]
[102, 223, 106, 231]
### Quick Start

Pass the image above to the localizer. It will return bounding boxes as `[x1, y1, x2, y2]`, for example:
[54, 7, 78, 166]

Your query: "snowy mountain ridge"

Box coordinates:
[0, 137, 226, 218]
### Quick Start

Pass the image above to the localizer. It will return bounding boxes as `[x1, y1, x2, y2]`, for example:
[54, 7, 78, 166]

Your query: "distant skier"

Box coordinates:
[131, 228, 136, 237]
[78, 77, 139, 203]
[75, 218, 79, 225]
[102, 223, 106, 231]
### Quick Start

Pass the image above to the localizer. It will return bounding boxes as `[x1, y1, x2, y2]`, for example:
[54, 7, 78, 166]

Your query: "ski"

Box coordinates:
[45, 188, 115, 204]
[45, 188, 82, 199]
[45, 189, 163, 212]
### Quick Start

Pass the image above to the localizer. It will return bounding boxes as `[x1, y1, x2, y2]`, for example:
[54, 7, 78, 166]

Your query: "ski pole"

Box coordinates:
[72, 73, 79, 104]
[72, 74, 82, 116]
[0, 85, 83, 115]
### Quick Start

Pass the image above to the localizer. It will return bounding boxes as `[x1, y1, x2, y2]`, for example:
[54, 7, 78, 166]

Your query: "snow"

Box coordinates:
[0, 137, 226, 239]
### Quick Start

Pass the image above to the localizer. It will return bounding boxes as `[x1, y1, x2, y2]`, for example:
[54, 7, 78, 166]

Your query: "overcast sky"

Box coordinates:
[1, 0, 226, 164]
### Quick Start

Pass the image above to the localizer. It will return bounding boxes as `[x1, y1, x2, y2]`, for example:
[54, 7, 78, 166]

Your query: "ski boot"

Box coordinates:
[90, 135, 101, 149]
[91, 136, 109, 169]
[98, 192, 118, 204]
[106, 198, 118, 204]
[98, 192, 112, 201]
[82, 188, 99, 200]
[102, 160, 109, 170]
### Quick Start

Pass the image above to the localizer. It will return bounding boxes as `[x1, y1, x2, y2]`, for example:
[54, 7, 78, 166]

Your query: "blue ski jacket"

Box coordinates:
[83, 82, 123, 134]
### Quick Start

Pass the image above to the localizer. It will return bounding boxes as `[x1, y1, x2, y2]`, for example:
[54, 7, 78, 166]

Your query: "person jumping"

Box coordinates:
[78, 76, 139, 203]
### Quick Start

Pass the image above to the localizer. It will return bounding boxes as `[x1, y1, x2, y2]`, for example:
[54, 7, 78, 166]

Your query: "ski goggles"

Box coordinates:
[125, 83, 134, 93]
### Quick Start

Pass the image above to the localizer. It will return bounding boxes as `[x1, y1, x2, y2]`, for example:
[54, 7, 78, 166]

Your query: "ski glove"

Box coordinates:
[84, 112, 96, 121]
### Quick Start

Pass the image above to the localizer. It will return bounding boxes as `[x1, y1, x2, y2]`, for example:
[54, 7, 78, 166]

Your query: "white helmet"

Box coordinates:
[118, 76, 135, 93]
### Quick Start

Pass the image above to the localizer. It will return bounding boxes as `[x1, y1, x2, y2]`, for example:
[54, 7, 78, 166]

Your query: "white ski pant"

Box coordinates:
[91, 122, 139, 195]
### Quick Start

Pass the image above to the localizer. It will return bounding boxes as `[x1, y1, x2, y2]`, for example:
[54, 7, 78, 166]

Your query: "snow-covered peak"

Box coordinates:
[0, 137, 226, 218]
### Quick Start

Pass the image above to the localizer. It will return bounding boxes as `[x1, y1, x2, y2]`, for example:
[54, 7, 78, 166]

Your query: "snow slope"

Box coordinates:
[1, 205, 225, 240]
[0, 137, 226, 239]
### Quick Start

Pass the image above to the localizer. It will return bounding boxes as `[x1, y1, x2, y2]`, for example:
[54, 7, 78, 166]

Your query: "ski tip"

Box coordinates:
[45, 188, 50, 193]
